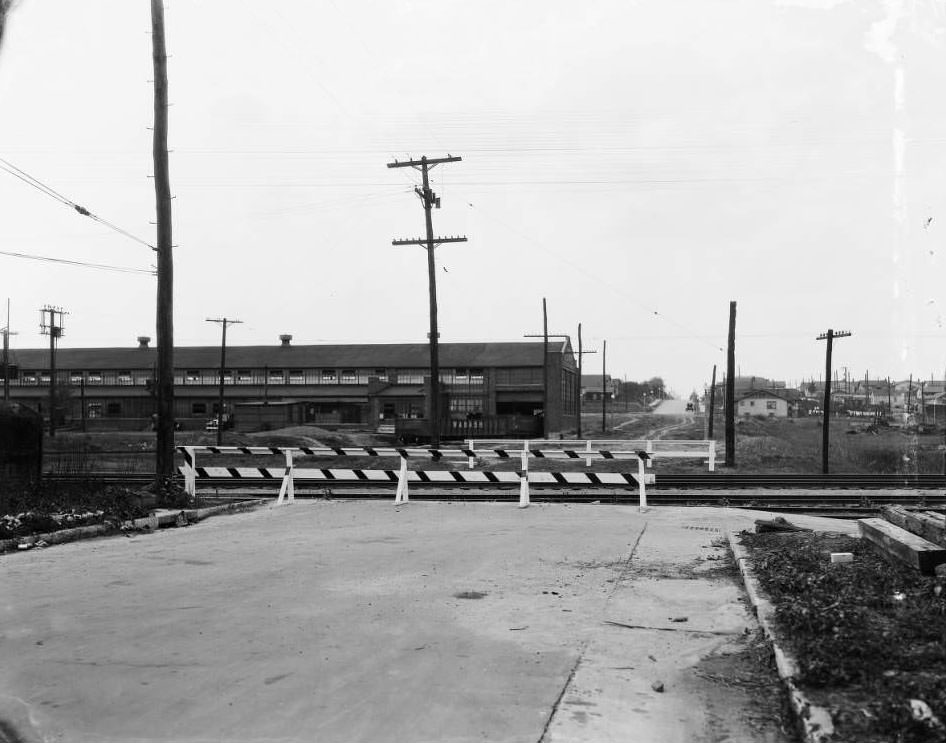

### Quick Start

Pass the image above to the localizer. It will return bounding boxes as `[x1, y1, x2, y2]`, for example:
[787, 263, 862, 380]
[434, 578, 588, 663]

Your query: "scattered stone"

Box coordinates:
[669, 616, 688, 623]
[830, 552, 854, 564]
[755, 516, 812, 534]
[651, 680, 665, 693]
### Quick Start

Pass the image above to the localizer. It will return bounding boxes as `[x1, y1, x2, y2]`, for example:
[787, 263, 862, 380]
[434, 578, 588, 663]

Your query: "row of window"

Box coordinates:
[8, 367, 486, 386]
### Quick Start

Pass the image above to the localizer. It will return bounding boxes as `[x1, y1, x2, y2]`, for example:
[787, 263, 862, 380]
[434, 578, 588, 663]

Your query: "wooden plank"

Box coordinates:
[880, 506, 946, 548]
[858, 518, 946, 575]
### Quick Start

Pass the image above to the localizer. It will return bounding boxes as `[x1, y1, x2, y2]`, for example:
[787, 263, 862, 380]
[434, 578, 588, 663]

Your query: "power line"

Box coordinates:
[0, 249, 155, 275]
[0, 157, 156, 250]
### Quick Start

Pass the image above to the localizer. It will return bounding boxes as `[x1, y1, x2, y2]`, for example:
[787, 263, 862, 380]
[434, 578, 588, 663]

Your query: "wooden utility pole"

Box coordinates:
[574, 323, 597, 440]
[601, 339, 607, 433]
[388, 155, 466, 448]
[817, 329, 852, 474]
[725, 301, 736, 467]
[39, 306, 66, 437]
[2, 299, 16, 403]
[151, 0, 175, 480]
[206, 318, 241, 446]
[707, 364, 717, 438]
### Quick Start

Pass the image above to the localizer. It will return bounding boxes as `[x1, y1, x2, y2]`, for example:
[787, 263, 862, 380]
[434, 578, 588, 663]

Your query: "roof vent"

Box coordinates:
[279, 334, 293, 347]
[137, 336, 151, 349]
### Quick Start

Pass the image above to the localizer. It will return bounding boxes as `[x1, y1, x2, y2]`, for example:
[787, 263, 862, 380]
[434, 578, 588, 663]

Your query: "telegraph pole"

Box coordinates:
[206, 317, 241, 446]
[601, 339, 608, 433]
[725, 301, 736, 467]
[707, 364, 717, 438]
[817, 329, 852, 474]
[39, 305, 67, 437]
[574, 323, 597, 440]
[151, 0, 176, 480]
[2, 299, 16, 402]
[388, 155, 466, 448]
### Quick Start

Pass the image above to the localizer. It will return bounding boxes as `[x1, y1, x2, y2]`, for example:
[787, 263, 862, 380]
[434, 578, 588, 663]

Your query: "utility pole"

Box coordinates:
[601, 339, 607, 433]
[206, 317, 241, 446]
[524, 314, 570, 440]
[151, 0, 176, 481]
[574, 323, 597, 440]
[388, 155, 466, 448]
[816, 329, 852, 474]
[39, 305, 67, 437]
[707, 364, 717, 438]
[2, 298, 16, 403]
[725, 301, 736, 467]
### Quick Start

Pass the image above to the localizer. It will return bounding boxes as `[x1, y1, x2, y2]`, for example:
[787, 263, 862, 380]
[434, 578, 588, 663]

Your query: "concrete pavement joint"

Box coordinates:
[603, 620, 744, 637]
[537, 648, 586, 743]
[727, 529, 835, 743]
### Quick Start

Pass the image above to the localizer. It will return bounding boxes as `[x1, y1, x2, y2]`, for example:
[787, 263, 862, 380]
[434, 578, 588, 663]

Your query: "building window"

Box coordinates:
[192, 402, 207, 415]
[373, 368, 387, 381]
[237, 369, 253, 384]
[22, 372, 37, 385]
[749, 400, 755, 406]
[268, 369, 285, 384]
[87, 403, 101, 419]
[87, 371, 103, 385]
[186, 370, 201, 383]
[70, 372, 84, 385]
[289, 369, 305, 384]
[117, 370, 133, 386]
[454, 368, 469, 384]
[341, 369, 356, 384]
[394, 369, 423, 384]
[449, 395, 485, 416]
[766, 400, 777, 410]
[39, 371, 50, 385]
[470, 368, 484, 384]
[321, 369, 336, 383]
[106, 402, 122, 417]
[222, 370, 233, 385]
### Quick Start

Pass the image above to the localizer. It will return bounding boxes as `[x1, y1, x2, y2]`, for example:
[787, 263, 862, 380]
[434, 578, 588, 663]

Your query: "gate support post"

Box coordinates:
[182, 446, 197, 499]
[708, 440, 716, 472]
[276, 449, 295, 505]
[395, 455, 410, 505]
[518, 443, 530, 508]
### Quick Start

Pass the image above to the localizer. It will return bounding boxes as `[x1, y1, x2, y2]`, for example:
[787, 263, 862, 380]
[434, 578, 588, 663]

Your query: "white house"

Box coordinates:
[737, 389, 790, 418]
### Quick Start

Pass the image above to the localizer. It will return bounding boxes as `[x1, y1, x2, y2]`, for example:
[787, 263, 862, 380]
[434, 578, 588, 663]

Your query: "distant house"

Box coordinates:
[581, 374, 620, 403]
[737, 389, 791, 418]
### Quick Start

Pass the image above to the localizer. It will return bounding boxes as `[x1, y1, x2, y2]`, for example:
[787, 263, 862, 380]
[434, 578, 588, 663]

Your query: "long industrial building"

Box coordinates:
[2, 335, 578, 438]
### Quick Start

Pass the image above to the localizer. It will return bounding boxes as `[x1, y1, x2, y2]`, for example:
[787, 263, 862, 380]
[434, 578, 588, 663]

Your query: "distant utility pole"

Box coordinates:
[601, 340, 608, 433]
[388, 155, 466, 448]
[151, 0, 176, 481]
[574, 323, 597, 440]
[725, 301, 736, 467]
[707, 364, 717, 438]
[2, 298, 16, 402]
[524, 307, 569, 440]
[206, 317, 242, 446]
[39, 305, 67, 437]
[816, 329, 852, 474]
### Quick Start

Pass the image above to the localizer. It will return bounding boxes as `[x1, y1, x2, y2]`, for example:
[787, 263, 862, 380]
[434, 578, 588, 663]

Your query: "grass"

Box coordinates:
[741, 531, 946, 742]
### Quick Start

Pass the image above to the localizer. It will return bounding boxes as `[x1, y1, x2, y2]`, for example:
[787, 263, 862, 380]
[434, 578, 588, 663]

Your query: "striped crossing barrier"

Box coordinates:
[177, 445, 656, 511]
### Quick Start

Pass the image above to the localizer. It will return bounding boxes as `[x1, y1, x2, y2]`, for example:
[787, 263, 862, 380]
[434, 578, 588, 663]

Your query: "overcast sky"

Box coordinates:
[1, 0, 945, 396]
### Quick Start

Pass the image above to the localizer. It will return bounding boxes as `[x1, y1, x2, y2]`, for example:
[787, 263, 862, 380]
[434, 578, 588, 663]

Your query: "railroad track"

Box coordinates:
[41, 473, 946, 514]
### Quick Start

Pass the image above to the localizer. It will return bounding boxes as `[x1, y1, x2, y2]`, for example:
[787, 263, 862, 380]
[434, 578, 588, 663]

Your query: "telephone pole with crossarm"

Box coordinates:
[388, 155, 467, 448]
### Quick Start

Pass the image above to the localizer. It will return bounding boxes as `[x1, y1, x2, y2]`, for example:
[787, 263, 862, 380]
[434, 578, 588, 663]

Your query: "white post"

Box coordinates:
[518, 442, 530, 508]
[645, 439, 654, 468]
[468, 438, 475, 470]
[708, 440, 716, 472]
[183, 446, 197, 499]
[585, 440, 593, 467]
[395, 455, 410, 505]
[637, 455, 648, 511]
[276, 449, 295, 505]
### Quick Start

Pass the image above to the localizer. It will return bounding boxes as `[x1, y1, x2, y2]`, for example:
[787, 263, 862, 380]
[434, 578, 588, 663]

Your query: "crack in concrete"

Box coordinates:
[603, 620, 744, 637]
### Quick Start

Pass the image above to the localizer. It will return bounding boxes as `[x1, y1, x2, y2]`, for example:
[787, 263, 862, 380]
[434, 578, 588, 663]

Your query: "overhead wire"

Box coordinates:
[0, 249, 155, 275]
[0, 157, 156, 250]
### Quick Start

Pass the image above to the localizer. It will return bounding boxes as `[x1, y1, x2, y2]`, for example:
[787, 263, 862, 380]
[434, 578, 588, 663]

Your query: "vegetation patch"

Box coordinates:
[741, 530, 946, 742]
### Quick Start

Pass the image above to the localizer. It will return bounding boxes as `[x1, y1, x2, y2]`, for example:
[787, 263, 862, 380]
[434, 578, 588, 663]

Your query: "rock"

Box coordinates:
[651, 680, 665, 693]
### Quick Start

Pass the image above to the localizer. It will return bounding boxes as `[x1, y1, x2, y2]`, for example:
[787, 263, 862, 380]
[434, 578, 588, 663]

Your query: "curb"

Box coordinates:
[727, 529, 836, 743]
[0, 499, 266, 555]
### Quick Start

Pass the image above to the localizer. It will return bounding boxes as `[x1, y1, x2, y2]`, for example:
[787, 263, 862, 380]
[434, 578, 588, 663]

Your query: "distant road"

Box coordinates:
[652, 399, 689, 415]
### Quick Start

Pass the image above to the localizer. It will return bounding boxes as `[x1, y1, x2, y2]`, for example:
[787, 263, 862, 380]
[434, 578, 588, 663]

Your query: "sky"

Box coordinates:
[1, 0, 945, 397]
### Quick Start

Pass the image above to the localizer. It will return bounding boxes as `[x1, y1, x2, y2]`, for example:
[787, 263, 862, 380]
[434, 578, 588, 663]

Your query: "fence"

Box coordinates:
[177, 444, 656, 510]
[468, 439, 716, 470]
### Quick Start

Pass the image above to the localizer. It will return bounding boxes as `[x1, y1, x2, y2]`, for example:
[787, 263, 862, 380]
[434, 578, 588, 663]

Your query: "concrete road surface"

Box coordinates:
[0, 502, 837, 742]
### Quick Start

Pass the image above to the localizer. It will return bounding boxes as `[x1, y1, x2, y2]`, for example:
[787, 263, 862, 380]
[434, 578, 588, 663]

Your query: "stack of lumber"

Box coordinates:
[858, 506, 946, 575]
